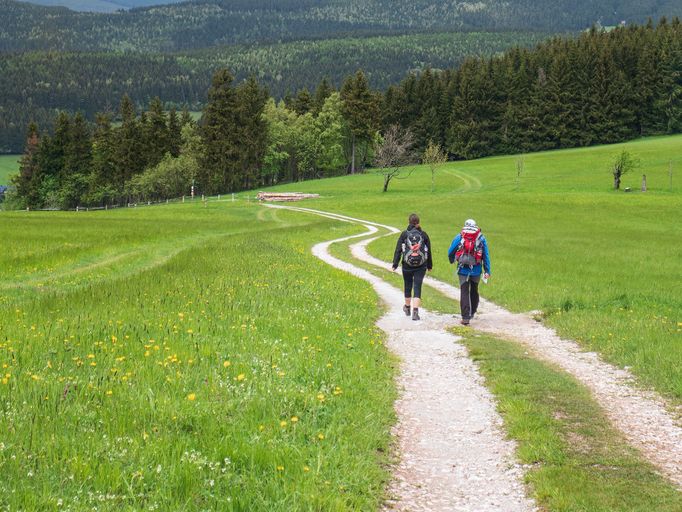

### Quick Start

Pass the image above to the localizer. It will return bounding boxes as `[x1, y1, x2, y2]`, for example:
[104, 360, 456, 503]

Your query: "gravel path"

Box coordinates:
[269, 205, 537, 511]
[270, 205, 682, 490]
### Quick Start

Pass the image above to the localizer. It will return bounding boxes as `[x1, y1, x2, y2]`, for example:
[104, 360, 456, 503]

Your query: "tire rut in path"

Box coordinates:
[268, 204, 682, 491]
[268, 205, 536, 511]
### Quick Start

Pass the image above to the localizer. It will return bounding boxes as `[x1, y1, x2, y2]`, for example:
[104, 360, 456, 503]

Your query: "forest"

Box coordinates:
[0, 31, 547, 153]
[7, 20, 682, 210]
[1, 0, 678, 52]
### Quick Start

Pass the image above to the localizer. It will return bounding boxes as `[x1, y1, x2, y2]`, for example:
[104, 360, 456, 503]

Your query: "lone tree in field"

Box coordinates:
[422, 141, 447, 193]
[375, 124, 414, 192]
[612, 150, 638, 190]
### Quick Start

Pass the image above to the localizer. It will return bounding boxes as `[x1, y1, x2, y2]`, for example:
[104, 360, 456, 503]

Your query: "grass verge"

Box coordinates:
[459, 329, 682, 511]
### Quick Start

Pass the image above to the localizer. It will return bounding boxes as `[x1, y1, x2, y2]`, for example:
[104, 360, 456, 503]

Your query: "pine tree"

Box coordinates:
[234, 76, 269, 190]
[145, 97, 170, 167]
[313, 78, 334, 115]
[340, 70, 380, 173]
[200, 69, 240, 194]
[168, 107, 181, 157]
[114, 94, 144, 189]
[60, 112, 92, 208]
[89, 113, 117, 204]
[180, 106, 194, 128]
[13, 122, 41, 208]
[293, 88, 313, 115]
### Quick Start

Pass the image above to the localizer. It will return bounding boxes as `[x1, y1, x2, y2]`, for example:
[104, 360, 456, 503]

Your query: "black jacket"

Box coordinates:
[392, 225, 433, 271]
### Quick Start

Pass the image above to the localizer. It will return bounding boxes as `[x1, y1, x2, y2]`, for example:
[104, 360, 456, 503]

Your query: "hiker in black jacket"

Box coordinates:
[392, 213, 433, 321]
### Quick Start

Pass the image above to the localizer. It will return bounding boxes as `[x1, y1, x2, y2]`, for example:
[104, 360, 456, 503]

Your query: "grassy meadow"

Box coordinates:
[0, 154, 19, 186]
[0, 203, 395, 510]
[2, 134, 682, 509]
[272, 135, 682, 404]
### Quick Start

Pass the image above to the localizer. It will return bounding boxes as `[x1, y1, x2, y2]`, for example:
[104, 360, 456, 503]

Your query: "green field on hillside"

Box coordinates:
[272, 135, 682, 403]
[0, 154, 19, 185]
[0, 204, 395, 510]
[2, 135, 681, 509]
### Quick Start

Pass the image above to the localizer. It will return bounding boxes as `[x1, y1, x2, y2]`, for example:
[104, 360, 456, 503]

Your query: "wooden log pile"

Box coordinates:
[256, 192, 320, 202]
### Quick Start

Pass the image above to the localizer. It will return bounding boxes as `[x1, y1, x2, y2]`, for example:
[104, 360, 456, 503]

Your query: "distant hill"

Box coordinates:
[25, 0, 185, 13]
[2, 0, 680, 52]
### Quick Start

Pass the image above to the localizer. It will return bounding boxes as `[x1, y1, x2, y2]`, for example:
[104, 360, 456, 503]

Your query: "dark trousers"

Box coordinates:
[458, 274, 481, 320]
[403, 267, 426, 299]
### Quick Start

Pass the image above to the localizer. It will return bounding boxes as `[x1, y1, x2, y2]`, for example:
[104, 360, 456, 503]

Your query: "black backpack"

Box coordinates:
[402, 229, 427, 267]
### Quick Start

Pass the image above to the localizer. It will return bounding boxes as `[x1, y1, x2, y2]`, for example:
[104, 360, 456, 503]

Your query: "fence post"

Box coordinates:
[670, 160, 673, 192]
[641, 174, 647, 192]
[76, 206, 79, 212]
[232, 193, 235, 202]
[182, 196, 185, 203]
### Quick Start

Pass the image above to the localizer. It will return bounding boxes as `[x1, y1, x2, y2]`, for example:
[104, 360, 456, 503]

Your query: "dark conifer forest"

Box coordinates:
[9, 21, 681, 209]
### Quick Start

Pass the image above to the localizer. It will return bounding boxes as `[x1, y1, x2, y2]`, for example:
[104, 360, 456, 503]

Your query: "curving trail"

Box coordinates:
[267, 204, 682, 494]
[269, 204, 536, 511]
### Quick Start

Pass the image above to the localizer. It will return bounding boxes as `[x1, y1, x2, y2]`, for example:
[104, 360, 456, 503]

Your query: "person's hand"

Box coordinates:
[391, 266, 397, 272]
[484, 273, 490, 280]
[427, 268, 432, 272]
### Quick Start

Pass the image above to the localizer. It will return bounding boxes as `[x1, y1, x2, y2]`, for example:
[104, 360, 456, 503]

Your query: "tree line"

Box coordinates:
[0, 32, 545, 153]
[2, 0, 675, 53]
[8, 19, 682, 209]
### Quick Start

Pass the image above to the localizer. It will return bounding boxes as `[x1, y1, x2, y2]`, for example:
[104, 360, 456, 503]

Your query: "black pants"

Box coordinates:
[458, 274, 481, 320]
[403, 267, 426, 299]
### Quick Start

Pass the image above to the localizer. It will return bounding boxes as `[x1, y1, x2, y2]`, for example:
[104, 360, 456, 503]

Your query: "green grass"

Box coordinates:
[461, 331, 682, 511]
[0, 202, 396, 510]
[0, 154, 19, 185]
[270, 134, 682, 404]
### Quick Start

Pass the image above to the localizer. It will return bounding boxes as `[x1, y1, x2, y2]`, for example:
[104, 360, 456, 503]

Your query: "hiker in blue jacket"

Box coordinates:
[448, 219, 491, 325]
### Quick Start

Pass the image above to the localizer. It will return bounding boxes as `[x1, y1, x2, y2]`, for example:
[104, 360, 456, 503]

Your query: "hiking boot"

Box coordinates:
[412, 308, 420, 321]
[403, 304, 411, 316]
[460, 319, 470, 326]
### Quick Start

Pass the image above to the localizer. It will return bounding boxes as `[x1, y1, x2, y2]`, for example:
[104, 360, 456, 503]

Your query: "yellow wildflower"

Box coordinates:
[187, 393, 196, 401]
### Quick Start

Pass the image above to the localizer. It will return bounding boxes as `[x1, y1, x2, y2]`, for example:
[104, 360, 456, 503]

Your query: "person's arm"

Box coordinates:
[481, 236, 491, 275]
[447, 234, 461, 264]
[425, 232, 433, 270]
[392, 232, 405, 269]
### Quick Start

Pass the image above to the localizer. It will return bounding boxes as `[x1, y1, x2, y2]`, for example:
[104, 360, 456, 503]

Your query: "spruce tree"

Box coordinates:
[293, 88, 313, 115]
[89, 113, 116, 204]
[114, 94, 144, 189]
[145, 97, 170, 167]
[200, 69, 240, 194]
[180, 106, 194, 128]
[340, 70, 380, 173]
[168, 107, 181, 157]
[234, 76, 269, 190]
[13, 122, 41, 208]
[313, 78, 334, 115]
[60, 112, 92, 208]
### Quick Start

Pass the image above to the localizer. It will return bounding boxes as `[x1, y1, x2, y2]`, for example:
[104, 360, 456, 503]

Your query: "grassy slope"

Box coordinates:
[272, 135, 682, 403]
[0, 203, 395, 510]
[0, 154, 19, 186]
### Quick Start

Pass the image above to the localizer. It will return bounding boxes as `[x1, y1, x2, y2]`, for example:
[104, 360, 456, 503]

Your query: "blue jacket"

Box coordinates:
[448, 233, 491, 276]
